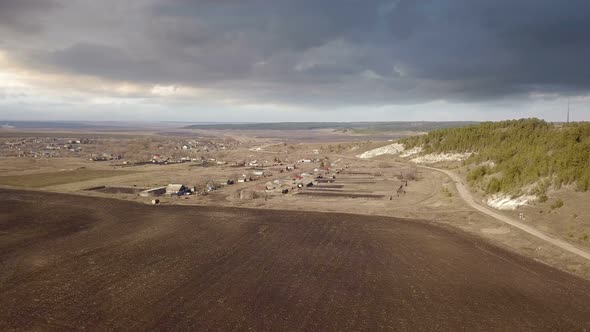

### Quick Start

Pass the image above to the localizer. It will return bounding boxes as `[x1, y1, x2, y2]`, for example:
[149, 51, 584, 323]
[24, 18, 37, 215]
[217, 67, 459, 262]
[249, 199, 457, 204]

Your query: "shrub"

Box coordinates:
[441, 187, 453, 197]
[468, 165, 489, 182]
[485, 178, 502, 194]
[550, 199, 564, 210]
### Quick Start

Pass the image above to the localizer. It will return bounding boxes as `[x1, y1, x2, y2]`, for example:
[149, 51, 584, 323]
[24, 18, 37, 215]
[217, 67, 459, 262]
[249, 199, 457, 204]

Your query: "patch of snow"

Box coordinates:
[410, 152, 472, 164]
[478, 160, 496, 168]
[400, 146, 422, 158]
[356, 143, 405, 159]
[486, 194, 536, 210]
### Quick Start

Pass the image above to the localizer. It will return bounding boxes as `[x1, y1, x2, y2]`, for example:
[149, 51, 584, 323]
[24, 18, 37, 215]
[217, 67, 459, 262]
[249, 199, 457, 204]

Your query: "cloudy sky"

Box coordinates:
[1, 0, 589, 122]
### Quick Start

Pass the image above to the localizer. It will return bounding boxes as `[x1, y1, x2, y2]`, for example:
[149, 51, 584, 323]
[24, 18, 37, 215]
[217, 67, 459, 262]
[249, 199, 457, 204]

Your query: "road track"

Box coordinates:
[422, 165, 590, 261]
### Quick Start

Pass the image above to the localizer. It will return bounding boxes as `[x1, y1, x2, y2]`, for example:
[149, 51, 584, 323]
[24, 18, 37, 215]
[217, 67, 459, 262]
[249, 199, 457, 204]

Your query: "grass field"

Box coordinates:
[0, 169, 135, 188]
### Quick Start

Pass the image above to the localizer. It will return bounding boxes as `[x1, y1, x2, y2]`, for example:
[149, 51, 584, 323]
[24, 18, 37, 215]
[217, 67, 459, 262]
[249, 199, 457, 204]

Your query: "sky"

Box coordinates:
[0, 0, 589, 122]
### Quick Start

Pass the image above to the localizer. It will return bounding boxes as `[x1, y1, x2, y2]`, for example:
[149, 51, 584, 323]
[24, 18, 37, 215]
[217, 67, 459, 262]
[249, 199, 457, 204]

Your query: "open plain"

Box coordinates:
[3, 2, 590, 329]
[1, 189, 590, 331]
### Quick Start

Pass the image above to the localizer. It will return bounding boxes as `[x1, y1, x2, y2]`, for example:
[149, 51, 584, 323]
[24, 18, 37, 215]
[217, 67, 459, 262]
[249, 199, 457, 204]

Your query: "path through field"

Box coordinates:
[423, 166, 590, 261]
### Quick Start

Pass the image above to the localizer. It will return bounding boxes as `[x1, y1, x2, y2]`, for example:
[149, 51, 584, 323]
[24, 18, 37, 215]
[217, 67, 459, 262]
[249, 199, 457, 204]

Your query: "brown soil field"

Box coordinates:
[313, 184, 344, 188]
[1, 188, 590, 331]
[90, 186, 146, 194]
[298, 191, 386, 199]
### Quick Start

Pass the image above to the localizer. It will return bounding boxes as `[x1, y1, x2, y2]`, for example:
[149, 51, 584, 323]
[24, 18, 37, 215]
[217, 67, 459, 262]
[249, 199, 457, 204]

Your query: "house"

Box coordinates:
[166, 184, 190, 196]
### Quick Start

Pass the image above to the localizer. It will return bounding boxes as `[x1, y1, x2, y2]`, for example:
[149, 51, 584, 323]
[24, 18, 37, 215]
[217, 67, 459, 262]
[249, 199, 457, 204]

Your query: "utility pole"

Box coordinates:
[567, 97, 570, 125]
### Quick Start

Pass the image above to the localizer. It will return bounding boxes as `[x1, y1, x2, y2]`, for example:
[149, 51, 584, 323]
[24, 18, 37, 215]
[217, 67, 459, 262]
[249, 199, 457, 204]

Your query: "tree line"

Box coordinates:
[401, 118, 590, 195]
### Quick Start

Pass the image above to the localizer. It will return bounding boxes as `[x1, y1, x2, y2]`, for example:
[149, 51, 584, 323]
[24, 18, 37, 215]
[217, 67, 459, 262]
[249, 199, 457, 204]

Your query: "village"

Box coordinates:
[83, 149, 415, 207]
[0, 134, 240, 163]
[0, 132, 420, 212]
[1, 136, 90, 158]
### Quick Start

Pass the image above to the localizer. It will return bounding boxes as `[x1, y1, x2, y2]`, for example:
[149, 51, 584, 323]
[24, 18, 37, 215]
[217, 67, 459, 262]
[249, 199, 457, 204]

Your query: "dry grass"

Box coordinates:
[0, 169, 136, 188]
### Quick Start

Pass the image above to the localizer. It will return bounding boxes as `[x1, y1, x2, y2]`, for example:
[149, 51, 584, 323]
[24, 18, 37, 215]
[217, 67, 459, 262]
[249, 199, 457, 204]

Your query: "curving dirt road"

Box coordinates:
[1, 189, 590, 330]
[422, 165, 590, 261]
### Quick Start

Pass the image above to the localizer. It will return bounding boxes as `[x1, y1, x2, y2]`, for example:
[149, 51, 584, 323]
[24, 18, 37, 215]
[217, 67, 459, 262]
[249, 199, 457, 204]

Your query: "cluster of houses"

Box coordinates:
[133, 151, 342, 202]
[140, 181, 223, 198]
[90, 153, 123, 162]
[1, 137, 90, 158]
[242, 159, 341, 196]
[174, 138, 239, 153]
[138, 163, 328, 199]
[150, 155, 194, 164]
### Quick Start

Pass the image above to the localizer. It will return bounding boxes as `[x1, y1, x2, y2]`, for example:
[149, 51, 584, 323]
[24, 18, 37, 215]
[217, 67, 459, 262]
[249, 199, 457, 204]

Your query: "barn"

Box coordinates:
[166, 184, 190, 196]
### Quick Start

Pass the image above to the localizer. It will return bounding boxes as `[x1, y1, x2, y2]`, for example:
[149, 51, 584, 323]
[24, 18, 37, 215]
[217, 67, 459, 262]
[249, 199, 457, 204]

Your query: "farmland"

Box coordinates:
[0, 169, 136, 188]
[1, 189, 590, 330]
[1, 125, 590, 330]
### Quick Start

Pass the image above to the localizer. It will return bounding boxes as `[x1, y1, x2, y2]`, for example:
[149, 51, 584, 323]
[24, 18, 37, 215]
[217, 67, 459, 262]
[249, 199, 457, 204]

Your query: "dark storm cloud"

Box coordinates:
[391, 1, 590, 88]
[0, 0, 59, 34]
[5, 0, 590, 106]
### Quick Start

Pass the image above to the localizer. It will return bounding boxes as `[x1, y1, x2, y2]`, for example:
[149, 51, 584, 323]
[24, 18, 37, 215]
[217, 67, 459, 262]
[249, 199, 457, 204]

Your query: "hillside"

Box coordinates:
[400, 119, 590, 198]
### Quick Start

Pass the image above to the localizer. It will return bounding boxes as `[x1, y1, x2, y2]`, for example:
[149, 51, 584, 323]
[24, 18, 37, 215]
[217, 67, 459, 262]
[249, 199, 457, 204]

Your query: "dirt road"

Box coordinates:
[423, 166, 590, 261]
[1, 189, 590, 330]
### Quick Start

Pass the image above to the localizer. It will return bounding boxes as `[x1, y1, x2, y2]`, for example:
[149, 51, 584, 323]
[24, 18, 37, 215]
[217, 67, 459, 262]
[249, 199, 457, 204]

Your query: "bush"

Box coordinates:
[468, 165, 489, 182]
[550, 199, 564, 210]
[441, 187, 453, 197]
[485, 178, 502, 194]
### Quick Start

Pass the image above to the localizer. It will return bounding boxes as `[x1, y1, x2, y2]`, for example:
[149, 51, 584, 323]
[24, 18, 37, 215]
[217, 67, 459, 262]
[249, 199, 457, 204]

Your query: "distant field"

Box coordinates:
[0, 131, 151, 139]
[182, 121, 478, 131]
[0, 169, 135, 188]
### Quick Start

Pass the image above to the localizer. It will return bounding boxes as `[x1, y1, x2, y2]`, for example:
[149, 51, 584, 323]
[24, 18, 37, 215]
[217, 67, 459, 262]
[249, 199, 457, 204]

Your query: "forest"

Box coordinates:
[401, 118, 590, 196]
